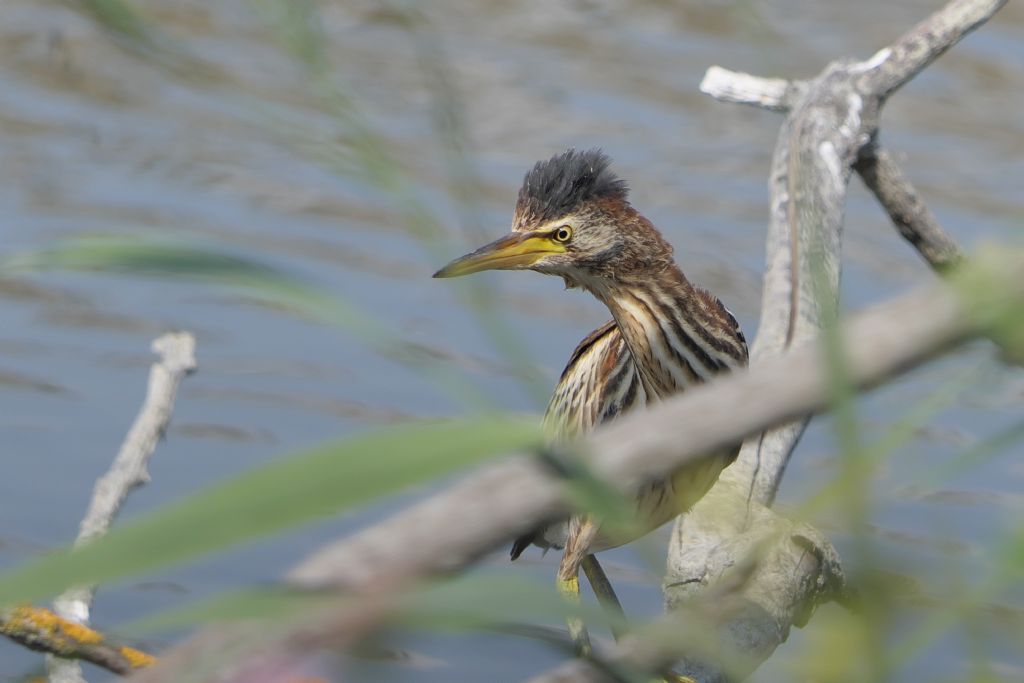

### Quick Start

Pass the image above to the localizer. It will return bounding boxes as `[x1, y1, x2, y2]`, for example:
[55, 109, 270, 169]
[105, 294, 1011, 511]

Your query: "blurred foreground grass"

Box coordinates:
[0, 1, 1021, 682]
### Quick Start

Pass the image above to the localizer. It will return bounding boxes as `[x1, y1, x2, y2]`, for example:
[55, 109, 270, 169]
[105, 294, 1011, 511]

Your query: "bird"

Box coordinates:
[434, 148, 748, 655]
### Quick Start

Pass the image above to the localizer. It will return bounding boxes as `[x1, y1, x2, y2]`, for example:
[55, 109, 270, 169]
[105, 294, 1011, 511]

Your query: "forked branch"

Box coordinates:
[661, 1, 998, 682]
[25, 332, 195, 682]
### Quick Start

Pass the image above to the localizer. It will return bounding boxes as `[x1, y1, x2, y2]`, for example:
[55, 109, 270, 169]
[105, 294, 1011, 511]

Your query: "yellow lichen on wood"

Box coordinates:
[2, 604, 158, 673]
[7, 605, 104, 645]
[120, 644, 157, 668]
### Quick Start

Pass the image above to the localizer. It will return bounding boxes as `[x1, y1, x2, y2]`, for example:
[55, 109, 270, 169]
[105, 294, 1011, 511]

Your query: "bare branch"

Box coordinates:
[46, 332, 195, 682]
[527, 499, 846, 683]
[701, 1, 980, 276]
[862, 0, 1009, 100]
[68, 332, 198, 554]
[660, 1, 999, 681]
[687, 0, 1000, 508]
[854, 145, 965, 272]
[1, 605, 155, 675]
[699, 67, 804, 112]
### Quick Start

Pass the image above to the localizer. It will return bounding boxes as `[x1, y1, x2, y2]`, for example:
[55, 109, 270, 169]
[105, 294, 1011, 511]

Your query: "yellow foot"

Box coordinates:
[556, 575, 580, 599]
[557, 575, 592, 657]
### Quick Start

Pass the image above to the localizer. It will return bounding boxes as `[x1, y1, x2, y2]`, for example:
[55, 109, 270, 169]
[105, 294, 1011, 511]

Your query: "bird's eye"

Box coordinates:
[553, 226, 573, 243]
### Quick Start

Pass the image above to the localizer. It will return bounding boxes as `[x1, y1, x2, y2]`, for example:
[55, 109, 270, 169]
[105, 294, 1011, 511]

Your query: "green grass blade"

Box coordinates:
[4, 237, 494, 408]
[128, 587, 329, 633]
[0, 417, 541, 607]
[254, 0, 551, 405]
[129, 573, 604, 635]
[5, 237, 353, 323]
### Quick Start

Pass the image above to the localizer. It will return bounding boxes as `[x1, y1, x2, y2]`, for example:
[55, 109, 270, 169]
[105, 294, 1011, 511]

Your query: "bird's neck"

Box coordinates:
[588, 267, 743, 399]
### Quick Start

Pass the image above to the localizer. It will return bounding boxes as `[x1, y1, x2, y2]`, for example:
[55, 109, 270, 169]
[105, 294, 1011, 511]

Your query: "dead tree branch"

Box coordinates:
[854, 146, 965, 271]
[659, 1, 999, 682]
[1, 605, 155, 675]
[701, 74, 965, 275]
[43, 332, 195, 682]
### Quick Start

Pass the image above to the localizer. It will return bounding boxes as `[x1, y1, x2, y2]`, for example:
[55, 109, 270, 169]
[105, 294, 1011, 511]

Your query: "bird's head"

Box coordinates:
[433, 149, 674, 290]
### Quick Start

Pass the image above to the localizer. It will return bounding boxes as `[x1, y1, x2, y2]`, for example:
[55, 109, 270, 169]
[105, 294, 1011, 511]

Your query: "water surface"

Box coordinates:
[1, 1, 1023, 680]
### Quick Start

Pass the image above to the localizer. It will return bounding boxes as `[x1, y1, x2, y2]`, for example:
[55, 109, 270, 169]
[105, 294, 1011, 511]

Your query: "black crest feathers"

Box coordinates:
[516, 149, 628, 225]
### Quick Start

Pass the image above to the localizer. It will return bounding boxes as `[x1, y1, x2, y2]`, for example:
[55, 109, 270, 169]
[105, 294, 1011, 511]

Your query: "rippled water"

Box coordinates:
[2, 1, 1023, 681]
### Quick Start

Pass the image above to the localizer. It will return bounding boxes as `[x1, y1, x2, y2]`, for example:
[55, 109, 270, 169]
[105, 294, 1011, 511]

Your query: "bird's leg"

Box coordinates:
[580, 554, 628, 641]
[557, 516, 600, 656]
[556, 565, 591, 656]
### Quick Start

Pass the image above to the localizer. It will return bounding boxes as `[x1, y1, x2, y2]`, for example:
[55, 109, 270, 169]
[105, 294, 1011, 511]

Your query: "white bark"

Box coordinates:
[661, 2, 1004, 682]
[48, 332, 196, 683]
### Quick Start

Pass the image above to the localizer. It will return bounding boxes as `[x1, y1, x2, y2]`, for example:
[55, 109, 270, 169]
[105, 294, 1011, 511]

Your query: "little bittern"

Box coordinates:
[435, 149, 748, 654]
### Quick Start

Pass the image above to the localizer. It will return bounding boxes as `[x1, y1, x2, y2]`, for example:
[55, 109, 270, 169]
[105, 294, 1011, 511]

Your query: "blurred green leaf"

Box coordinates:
[128, 586, 329, 633]
[922, 417, 1024, 490]
[798, 363, 978, 519]
[77, 0, 218, 79]
[134, 571, 609, 633]
[952, 246, 1024, 363]
[400, 573, 609, 631]
[4, 237, 493, 407]
[79, 0, 159, 50]
[7, 236, 344, 317]
[255, 0, 551, 405]
[1000, 525, 1024, 576]
[0, 416, 541, 607]
[537, 447, 643, 546]
[7, 236, 359, 315]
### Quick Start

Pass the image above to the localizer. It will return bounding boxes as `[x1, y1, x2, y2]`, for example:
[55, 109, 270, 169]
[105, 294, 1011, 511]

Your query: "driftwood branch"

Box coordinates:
[660, 1, 999, 682]
[701, 73, 965, 275]
[528, 514, 845, 683]
[128, 245, 1024, 683]
[698, 67, 804, 113]
[862, 0, 1010, 99]
[43, 332, 196, 682]
[854, 146, 965, 272]
[1, 605, 155, 675]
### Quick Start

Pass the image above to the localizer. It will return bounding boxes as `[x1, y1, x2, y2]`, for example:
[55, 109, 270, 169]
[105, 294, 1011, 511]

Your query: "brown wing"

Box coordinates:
[511, 320, 645, 560]
[542, 320, 646, 440]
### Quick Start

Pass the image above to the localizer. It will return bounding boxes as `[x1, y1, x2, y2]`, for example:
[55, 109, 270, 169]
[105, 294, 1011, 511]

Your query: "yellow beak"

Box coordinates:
[433, 233, 565, 278]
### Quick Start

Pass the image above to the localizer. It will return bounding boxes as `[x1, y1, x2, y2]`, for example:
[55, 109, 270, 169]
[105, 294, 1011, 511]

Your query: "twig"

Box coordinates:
[679, 0, 992, 501]
[656, 0, 997, 681]
[527, 508, 845, 683]
[45, 332, 196, 682]
[699, 67, 791, 110]
[854, 146, 965, 272]
[1, 605, 155, 675]
[698, 67, 804, 112]
[862, 0, 1009, 100]
[127, 247, 1024, 683]
[701, 68, 966, 276]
